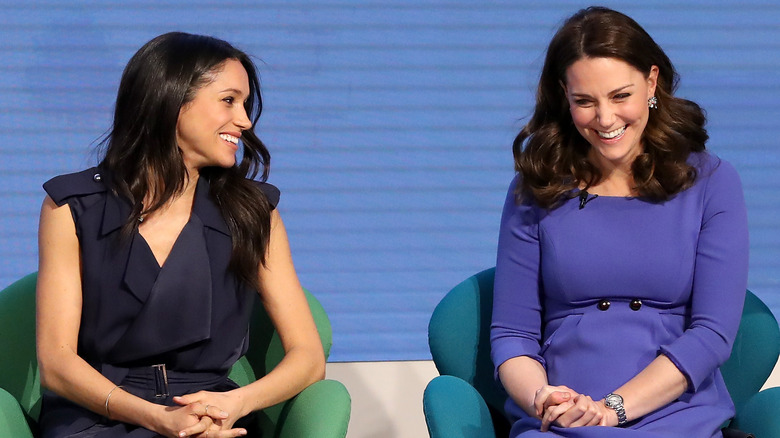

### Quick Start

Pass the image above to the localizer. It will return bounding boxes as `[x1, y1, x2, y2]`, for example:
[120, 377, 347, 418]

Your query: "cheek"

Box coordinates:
[570, 108, 594, 130]
[625, 100, 649, 122]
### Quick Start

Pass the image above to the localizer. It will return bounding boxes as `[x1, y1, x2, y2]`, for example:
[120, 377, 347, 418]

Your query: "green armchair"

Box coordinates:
[0, 272, 351, 437]
[423, 267, 780, 438]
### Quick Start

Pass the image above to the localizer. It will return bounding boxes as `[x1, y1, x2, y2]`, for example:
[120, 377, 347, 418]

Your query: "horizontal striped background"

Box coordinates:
[1, 0, 778, 361]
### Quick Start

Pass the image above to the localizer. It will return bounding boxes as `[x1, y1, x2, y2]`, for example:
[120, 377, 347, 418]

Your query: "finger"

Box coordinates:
[544, 391, 572, 410]
[196, 425, 247, 438]
[563, 395, 600, 427]
[535, 389, 571, 417]
[203, 404, 230, 420]
[559, 395, 603, 427]
[534, 387, 570, 416]
[541, 400, 573, 432]
[212, 428, 248, 437]
[173, 395, 202, 407]
[178, 415, 214, 437]
[578, 398, 603, 427]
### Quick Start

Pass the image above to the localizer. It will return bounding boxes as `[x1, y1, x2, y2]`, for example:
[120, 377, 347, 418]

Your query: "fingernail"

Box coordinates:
[179, 432, 186, 437]
[221, 410, 228, 416]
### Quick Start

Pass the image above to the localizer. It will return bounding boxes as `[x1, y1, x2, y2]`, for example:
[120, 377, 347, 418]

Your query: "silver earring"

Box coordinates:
[648, 96, 658, 109]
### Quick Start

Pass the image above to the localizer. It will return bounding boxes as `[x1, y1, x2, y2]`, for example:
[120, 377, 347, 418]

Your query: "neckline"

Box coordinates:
[576, 188, 639, 200]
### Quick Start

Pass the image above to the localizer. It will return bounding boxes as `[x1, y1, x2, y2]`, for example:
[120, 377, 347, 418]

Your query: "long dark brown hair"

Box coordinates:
[514, 6, 707, 207]
[99, 32, 271, 290]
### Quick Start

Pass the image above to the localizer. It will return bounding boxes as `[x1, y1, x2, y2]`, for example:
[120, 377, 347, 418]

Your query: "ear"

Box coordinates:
[647, 65, 659, 98]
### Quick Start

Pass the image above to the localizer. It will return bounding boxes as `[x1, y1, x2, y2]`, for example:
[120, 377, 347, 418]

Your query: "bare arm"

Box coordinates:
[498, 356, 549, 417]
[499, 356, 600, 431]
[539, 354, 687, 429]
[598, 354, 687, 426]
[234, 209, 325, 412]
[36, 196, 218, 437]
[175, 210, 325, 427]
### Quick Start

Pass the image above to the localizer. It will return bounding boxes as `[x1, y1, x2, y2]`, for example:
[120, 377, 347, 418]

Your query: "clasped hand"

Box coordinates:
[533, 385, 614, 432]
[159, 390, 248, 438]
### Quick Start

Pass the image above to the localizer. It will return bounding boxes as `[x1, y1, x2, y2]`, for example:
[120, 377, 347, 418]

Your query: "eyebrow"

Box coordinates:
[570, 84, 634, 98]
[219, 88, 247, 96]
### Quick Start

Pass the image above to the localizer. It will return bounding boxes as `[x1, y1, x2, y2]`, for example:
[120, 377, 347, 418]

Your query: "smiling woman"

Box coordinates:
[563, 57, 658, 192]
[492, 6, 749, 438]
[176, 60, 253, 172]
[35, 32, 326, 438]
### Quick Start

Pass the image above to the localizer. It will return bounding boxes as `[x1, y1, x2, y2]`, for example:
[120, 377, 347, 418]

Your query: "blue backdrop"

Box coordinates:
[1, 0, 778, 361]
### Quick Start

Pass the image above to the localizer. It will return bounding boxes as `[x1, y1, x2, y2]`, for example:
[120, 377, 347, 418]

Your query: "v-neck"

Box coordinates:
[136, 217, 193, 269]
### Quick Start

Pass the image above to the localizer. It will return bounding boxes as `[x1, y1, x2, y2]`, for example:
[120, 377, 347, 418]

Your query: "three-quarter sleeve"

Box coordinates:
[490, 176, 546, 374]
[659, 159, 750, 392]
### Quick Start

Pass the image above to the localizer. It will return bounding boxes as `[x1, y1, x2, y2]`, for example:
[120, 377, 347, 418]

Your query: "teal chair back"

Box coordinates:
[427, 267, 506, 421]
[721, 290, 780, 416]
[0, 272, 350, 438]
[427, 267, 780, 436]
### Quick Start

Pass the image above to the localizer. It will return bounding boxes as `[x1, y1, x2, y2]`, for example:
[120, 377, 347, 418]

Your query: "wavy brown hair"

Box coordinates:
[514, 6, 707, 207]
[99, 32, 271, 290]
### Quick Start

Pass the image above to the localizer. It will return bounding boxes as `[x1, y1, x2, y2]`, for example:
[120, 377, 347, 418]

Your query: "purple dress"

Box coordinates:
[490, 153, 749, 437]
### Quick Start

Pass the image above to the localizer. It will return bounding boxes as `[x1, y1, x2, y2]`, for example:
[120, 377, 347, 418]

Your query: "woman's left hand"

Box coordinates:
[173, 391, 247, 437]
[541, 393, 606, 431]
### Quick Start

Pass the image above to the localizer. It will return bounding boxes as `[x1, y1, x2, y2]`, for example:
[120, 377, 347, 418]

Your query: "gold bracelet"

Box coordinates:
[104, 385, 124, 419]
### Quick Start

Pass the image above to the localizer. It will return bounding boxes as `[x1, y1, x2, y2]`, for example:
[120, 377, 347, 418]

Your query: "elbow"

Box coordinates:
[37, 353, 61, 392]
[310, 349, 326, 383]
[36, 344, 77, 393]
[304, 343, 326, 385]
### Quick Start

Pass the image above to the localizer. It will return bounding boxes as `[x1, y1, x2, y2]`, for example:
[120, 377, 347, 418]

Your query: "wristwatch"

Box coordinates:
[604, 392, 627, 426]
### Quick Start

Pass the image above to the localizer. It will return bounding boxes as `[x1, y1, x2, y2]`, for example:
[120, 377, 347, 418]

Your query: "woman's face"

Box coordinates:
[563, 57, 658, 171]
[176, 59, 252, 174]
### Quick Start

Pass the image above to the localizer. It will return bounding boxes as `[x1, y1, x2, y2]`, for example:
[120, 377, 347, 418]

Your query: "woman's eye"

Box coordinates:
[613, 93, 630, 100]
[574, 99, 592, 107]
[223, 97, 234, 104]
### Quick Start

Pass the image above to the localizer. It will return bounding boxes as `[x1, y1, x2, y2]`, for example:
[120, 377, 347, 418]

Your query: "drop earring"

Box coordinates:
[648, 96, 658, 109]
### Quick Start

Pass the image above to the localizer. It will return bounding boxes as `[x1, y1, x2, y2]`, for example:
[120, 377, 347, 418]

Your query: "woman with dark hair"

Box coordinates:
[36, 32, 325, 437]
[491, 7, 748, 437]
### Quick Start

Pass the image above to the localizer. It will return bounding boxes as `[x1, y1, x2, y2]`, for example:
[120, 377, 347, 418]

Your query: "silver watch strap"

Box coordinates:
[605, 393, 627, 426]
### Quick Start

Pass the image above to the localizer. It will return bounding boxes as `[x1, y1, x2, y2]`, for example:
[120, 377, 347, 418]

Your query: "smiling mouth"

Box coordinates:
[219, 133, 239, 145]
[597, 125, 627, 139]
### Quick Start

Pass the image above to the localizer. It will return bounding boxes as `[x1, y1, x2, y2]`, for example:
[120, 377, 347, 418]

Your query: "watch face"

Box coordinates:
[605, 394, 623, 407]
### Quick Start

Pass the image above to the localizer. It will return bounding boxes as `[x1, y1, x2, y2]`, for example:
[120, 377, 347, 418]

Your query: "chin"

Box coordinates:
[589, 139, 642, 164]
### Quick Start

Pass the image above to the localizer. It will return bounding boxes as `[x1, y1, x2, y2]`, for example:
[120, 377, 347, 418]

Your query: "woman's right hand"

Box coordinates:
[148, 403, 203, 437]
[532, 384, 575, 418]
[150, 402, 245, 438]
[532, 385, 601, 432]
[539, 393, 605, 431]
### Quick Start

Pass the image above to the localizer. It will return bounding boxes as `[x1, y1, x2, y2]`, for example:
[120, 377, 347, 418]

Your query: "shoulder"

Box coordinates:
[689, 151, 743, 190]
[685, 152, 746, 219]
[43, 167, 107, 206]
[251, 180, 281, 209]
[501, 174, 543, 222]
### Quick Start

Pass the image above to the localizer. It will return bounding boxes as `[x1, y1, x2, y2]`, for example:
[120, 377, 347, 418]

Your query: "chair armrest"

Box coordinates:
[423, 375, 496, 438]
[730, 386, 780, 437]
[0, 387, 34, 438]
[275, 379, 351, 438]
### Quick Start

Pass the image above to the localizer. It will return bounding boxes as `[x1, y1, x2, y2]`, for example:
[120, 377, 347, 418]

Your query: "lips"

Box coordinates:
[597, 125, 627, 139]
[219, 133, 239, 145]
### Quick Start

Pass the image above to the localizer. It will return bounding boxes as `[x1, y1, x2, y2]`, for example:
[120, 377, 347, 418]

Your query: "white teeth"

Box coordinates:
[219, 133, 239, 144]
[597, 125, 626, 139]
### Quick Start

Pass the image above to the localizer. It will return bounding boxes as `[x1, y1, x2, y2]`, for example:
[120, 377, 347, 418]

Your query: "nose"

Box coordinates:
[595, 104, 616, 128]
[235, 106, 252, 131]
